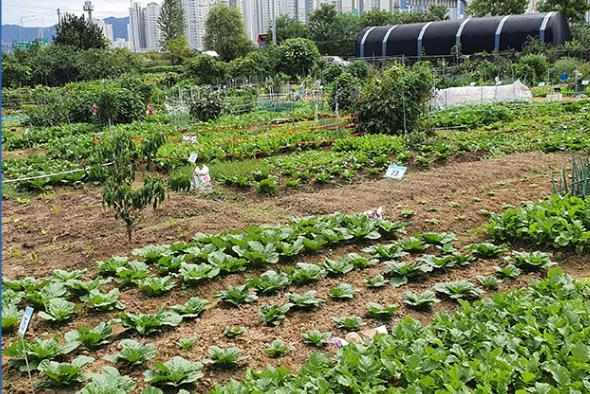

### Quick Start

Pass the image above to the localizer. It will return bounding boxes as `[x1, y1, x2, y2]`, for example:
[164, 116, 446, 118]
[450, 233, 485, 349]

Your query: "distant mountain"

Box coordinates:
[2, 24, 57, 43]
[1, 16, 129, 47]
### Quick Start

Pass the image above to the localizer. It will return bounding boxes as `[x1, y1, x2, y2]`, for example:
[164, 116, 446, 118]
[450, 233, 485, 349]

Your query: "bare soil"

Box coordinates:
[2, 151, 586, 394]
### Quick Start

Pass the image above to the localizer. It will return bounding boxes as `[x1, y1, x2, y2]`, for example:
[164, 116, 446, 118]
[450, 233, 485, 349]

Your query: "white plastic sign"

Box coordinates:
[188, 152, 198, 163]
[385, 164, 407, 180]
[18, 307, 34, 338]
[582, 80, 589, 86]
[538, 82, 546, 87]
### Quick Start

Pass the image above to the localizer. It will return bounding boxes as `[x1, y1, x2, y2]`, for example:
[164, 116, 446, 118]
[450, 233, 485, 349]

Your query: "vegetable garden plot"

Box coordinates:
[2, 205, 573, 393]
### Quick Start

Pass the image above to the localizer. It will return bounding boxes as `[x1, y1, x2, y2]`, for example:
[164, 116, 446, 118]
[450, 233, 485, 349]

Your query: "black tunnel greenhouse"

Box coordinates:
[356, 12, 570, 58]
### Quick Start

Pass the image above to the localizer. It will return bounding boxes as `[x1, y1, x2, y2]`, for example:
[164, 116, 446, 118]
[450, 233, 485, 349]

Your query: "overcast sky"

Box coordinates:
[3, 0, 162, 26]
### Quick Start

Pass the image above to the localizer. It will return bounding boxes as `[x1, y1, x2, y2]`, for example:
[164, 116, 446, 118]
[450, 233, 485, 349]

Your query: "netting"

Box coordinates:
[432, 80, 533, 110]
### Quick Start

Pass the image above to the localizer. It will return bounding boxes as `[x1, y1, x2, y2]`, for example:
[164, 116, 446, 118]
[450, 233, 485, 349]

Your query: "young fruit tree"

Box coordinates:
[96, 129, 166, 241]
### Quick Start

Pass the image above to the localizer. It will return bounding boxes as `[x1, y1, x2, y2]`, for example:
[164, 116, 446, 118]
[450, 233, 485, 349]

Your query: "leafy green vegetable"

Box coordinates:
[323, 257, 354, 276]
[104, 339, 157, 366]
[169, 297, 210, 318]
[288, 290, 324, 310]
[290, 263, 325, 285]
[3, 276, 47, 292]
[97, 256, 129, 275]
[398, 237, 428, 253]
[334, 315, 364, 332]
[144, 356, 203, 386]
[417, 232, 457, 246]
[64, 322, 115, 350]
[178, 263, 220, 285]
[37, 355, 94, 387]
[115, 261, 150, 286]
[264, 340, 292, 358]
[248, 270, 290, 295]
[215, 285, 258, 307]
[137, 276, 176, 296]
[366, 302, 399, 321]
[177, 336, 198, 351]
[383, 261, 432, 287]
[208, 251, 248, 273]
[433, 280, 484, 300]
[509, 250, 556, 270]
[401, 290, 440, 309]
[2, 304, 23, 331]
[4, 337, 80, 371]
[259, 303, 293, 326]
[78, 366, 136, 394]
[65, 277, 112, 297]
[495, 264, 522, 279]
[224, 326, 247, 338]
[328, 283, 357, 300]
[132, 244, 172, 263]
[118, 310, 182, 336]
[466, 242, 508, 259]
[476, 275, 501, 290]
[51, 269, 87, 282]
[365, 274, 387, 288]
[38, 298, 77, 322]
[202, 346, 249, 368]
[362, 243, 408, 260]
[25, 282, 68, 309]
[82, 288, 125, 311]
[301, 330, 332, 347]
[232, 241, 280, 267]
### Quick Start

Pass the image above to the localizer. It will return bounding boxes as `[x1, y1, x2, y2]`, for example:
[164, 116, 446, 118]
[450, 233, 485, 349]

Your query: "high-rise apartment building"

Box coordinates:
[95, 19, 114, 43]
[128, 1, 161, 52]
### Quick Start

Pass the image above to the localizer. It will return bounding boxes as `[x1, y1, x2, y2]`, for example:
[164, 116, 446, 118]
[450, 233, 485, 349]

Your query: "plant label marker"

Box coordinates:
[538, 82, 546, 87]
[188, 152, 198, 163]
[582, 80, 589, 86]
[183, 135, 197, 143]
[385, 165, 407, 181]
[18, 306, 34, 338]
[18, 306, 36, 394]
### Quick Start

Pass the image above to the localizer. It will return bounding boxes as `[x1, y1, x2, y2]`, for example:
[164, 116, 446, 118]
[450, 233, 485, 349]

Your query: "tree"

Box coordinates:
[538, 0, 590, 23]
[164, 36, 191, 64]
[158, 0, 186, 49]
[97, 130, 166, 242]
[53, 13, 108, 50]
[277, 38, 321, 78]
[467, 0, 528, 16]
[308, 4, 361, 56]
[272, 15, 310, 44]
[204, 4, 255, 61]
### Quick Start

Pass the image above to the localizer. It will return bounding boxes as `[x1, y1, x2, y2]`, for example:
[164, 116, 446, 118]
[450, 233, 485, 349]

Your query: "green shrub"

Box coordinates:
[189, 87, 225, 122]
[514, 54, 548, 85]
[168, 165, 193, 192]
[355, 62, 434, 135]
[552, 58, 582, 83]
[329, 72, 360, 112]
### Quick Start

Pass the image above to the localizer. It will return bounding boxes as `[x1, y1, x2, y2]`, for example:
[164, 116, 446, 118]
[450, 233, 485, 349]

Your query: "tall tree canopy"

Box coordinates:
[204, 4, 255, 61]
[308, 4, 361, 56]
[158, 0, 186, 49]
[272, 15, 310, 44]
[53, 13, 108, 50]
[467, 0, 529, 16]
[538, 0, 590, 23]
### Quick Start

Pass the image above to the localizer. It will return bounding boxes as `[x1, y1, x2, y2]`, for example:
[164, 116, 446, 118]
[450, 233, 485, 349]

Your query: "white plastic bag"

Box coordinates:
[191, 165, 213, 191]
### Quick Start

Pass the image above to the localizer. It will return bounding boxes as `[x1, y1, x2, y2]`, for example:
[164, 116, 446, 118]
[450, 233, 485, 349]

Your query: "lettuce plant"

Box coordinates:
[328, 283, 357, 300]
[202, 346, 248, 368]
[25, 282, 69, 309]
[334, 315, 364, 332]
[37, 355, 94, 387]
[323, 257, 354, 276]
[170, 297, 210, 318]
[362, 243, 407, 260]
[132, 244, 172, 263]
[339, 253, 378, 269]
[466, 242, 508, 259]
[433, 280, 484, 300]
[215, 285, 258, 307]
[66, 277, 112, 297]
[115, 261, 150, 286]
[97, 256, 129, 275]
[137, 276, 176, 296]
[178, 263, 220, 286]
[417, 232, 457, 246]
[366, 302, 399, 320]
[232, 241, 280, 267]
[104, 339, 157, 366]
[39, 298, 77, 322]
[83, 288, 125, 311]
[509, 250, 555, 270]
[144, 356, 203, 386]
[78, 366, 136, 394]
[476, 275, 501, 290]
[64, 322, 115, 350]
[118, 310, 182, 336]
[301, 330, 332, 347]
[365, 274, 387, 288]
[259, 303, 293, 326]
[207, 251, 248, 274]
[155, 255, 185, 274]
[224, 326, 247, 338]
[4, 337, 80, 371]
[402, 290, 440, 309]
[2, 304, 23, 331]
[51, 269, 87, 282]
[495, 264, 522, 279]
[290, 263, 325, 285]
[177, 336, 198, 351]
[264, 340, 293, 358]
[398, 237, 428, 253]
[288, 290, 324, 310]
[248, 270, 290, 295]
[3, 276, 47, 292]
[383, 261, 432, 287]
